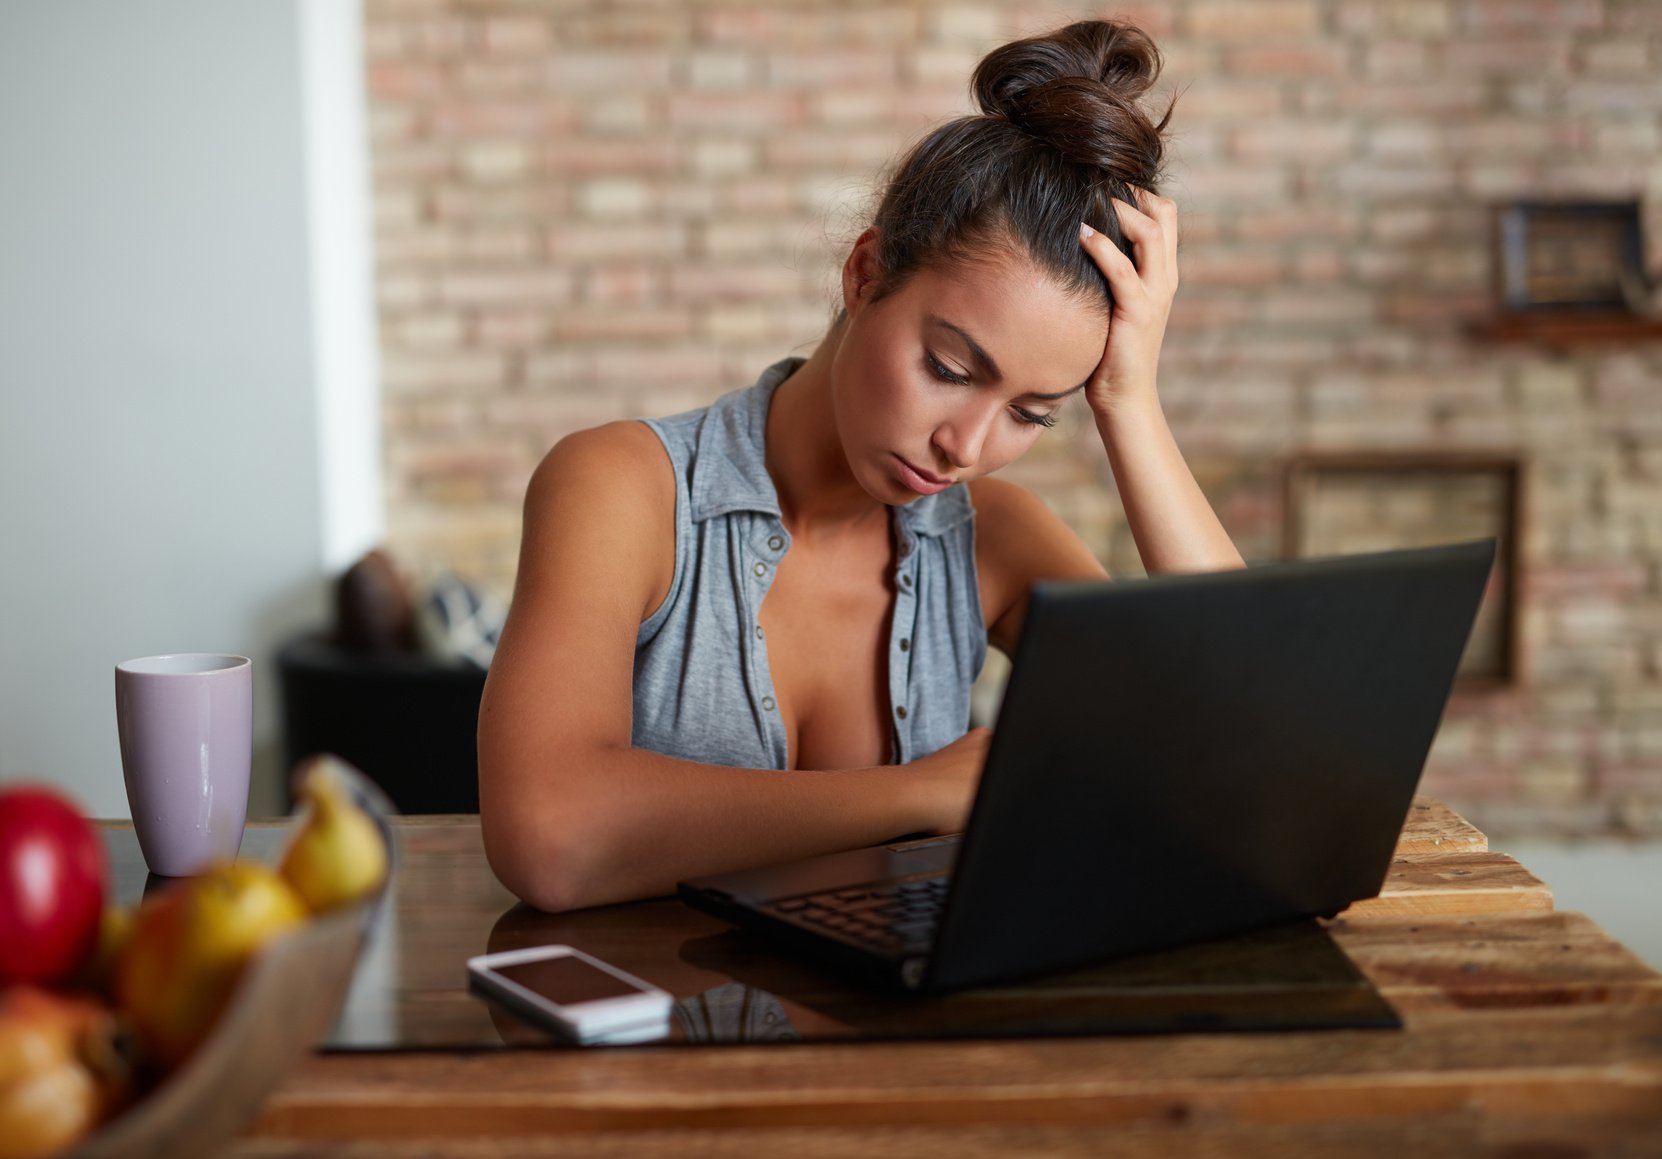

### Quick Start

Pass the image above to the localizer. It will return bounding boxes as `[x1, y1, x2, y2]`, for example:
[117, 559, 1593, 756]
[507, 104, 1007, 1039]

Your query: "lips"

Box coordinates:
[893, 455, 953, 496]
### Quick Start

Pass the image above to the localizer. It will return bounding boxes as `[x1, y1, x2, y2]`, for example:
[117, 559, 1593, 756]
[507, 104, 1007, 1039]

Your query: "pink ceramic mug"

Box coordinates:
[115, 653, 252, 877]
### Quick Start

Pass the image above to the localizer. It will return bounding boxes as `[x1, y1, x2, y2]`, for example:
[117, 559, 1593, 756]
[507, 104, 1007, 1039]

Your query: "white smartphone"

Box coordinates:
[466, 944, 674, 1044]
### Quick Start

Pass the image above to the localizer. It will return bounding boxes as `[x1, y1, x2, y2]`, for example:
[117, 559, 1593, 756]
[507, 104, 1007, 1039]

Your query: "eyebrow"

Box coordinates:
[928, 315, 1090, 402]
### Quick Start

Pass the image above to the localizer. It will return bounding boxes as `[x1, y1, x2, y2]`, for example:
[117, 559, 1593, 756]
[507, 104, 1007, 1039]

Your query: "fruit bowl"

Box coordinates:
[67, 763, 396, 1159]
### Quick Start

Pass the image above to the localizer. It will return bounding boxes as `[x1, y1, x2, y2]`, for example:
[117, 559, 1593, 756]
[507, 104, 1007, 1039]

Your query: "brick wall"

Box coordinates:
[364, 0, 1662, 837]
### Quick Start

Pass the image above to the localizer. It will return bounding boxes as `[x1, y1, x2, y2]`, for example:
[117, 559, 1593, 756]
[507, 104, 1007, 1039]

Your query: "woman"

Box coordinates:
[479, 19, 1244, 912]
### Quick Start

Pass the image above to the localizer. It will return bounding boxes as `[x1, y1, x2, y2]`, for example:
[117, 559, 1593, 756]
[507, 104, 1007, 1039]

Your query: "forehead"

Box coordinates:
[896, 250, 1107, 391]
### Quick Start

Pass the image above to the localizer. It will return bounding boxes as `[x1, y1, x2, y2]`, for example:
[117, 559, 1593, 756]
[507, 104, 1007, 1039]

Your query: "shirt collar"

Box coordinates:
[688, 356, 974, 537]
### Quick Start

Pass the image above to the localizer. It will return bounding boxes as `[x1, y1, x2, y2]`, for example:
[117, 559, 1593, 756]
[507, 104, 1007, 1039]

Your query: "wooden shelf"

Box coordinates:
[1468, 309, 1662, 348]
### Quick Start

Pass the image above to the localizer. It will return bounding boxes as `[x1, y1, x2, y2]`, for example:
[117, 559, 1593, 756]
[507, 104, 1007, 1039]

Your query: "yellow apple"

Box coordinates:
[113, 861, 306, 1071]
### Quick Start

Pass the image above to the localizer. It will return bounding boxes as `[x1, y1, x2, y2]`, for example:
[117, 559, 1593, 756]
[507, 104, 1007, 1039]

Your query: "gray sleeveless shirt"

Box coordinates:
[635, 357, 987, 770]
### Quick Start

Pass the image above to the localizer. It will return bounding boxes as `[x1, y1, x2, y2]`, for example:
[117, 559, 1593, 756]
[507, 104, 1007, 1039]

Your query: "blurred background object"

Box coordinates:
[276, 548, 496, 814]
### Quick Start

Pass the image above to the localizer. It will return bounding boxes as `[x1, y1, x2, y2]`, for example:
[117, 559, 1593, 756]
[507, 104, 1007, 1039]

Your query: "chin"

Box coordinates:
[856, 459, 919, 507]
[871, 476, 919, 507]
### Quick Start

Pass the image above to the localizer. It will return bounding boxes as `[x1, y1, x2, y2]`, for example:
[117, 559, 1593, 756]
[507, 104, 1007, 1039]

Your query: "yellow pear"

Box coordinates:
[279, 757, 388, 913]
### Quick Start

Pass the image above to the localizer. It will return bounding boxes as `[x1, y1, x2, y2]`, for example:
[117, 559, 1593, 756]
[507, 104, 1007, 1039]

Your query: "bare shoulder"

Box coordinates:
[968, 475, 1055, 532]
[528, 420, 671, 516]
[520, 420, 676, 622]
[968, 476, 1106, 653]
[968, 477, 1100, 573]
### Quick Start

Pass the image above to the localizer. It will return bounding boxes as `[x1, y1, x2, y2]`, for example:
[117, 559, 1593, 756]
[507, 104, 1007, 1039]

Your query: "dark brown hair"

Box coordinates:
[865, 19, 1173, 310]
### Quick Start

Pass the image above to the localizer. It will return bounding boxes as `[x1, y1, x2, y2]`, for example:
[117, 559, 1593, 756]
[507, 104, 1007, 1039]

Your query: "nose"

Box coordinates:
[931, 401, 999, 472]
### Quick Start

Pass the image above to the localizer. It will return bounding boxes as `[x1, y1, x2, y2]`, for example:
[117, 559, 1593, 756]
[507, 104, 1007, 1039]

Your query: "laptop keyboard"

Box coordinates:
[767, 873, 949, 956]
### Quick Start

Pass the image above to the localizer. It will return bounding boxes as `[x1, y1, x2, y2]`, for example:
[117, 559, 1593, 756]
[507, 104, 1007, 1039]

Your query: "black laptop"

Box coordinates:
[679, 540, 1495, 994]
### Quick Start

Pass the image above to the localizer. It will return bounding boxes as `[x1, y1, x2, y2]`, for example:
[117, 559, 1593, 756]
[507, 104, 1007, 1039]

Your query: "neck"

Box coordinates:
[764, 327, 890, 537]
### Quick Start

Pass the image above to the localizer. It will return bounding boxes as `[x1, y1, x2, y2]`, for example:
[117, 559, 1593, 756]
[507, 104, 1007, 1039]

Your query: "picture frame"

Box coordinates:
[1283, 453, 1524, 688]
[1493, 199, 1646, 312]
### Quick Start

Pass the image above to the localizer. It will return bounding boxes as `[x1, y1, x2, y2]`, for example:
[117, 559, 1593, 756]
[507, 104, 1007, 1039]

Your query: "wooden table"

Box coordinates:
[105, 801, 1662, 1155]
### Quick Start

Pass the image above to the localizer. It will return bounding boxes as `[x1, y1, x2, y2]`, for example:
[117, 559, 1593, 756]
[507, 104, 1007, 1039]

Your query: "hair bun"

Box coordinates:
[971, 20, 1167, 181]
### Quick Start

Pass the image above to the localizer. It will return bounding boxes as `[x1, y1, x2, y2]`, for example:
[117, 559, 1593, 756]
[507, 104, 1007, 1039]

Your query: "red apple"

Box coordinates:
[0, 785, 107, 986]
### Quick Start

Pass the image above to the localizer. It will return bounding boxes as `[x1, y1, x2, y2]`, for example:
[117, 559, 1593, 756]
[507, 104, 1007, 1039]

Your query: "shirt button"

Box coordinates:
[767, 534, 784, 551]
[755, 624, 764, 639]
[753, 562, 767, 578]
[898, 541, 911, 559]
[762, 696, 776, 711]
[901, 574, 913, 588]
[895, 705, 908, 720]
[899, 638, 910, 652]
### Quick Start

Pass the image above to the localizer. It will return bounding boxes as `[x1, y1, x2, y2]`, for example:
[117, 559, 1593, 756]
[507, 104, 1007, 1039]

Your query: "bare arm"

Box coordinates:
[478, 423, 984, 912]
[1093, 393, 1242, 574]
[1079, 192, 1245, 575]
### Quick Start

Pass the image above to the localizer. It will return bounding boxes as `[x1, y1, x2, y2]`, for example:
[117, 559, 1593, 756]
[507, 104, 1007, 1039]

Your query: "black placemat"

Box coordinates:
[334, 913, 1397, 1051]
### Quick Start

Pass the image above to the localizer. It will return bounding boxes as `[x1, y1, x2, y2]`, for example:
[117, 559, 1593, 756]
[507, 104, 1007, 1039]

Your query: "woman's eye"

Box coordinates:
[925, 351, 1053, 427]
[925, 352, 969, 385]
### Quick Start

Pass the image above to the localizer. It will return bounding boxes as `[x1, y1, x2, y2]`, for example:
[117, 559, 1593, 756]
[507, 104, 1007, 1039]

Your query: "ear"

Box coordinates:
[840, 227, 882, 316]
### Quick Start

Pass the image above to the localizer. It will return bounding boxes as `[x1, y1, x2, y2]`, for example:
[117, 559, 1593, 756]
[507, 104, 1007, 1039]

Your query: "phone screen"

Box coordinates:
[493, 954, 645, 1005]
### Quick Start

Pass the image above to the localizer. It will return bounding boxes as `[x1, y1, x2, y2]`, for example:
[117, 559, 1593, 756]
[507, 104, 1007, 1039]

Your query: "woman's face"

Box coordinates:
[830, 238, 1108, 505]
